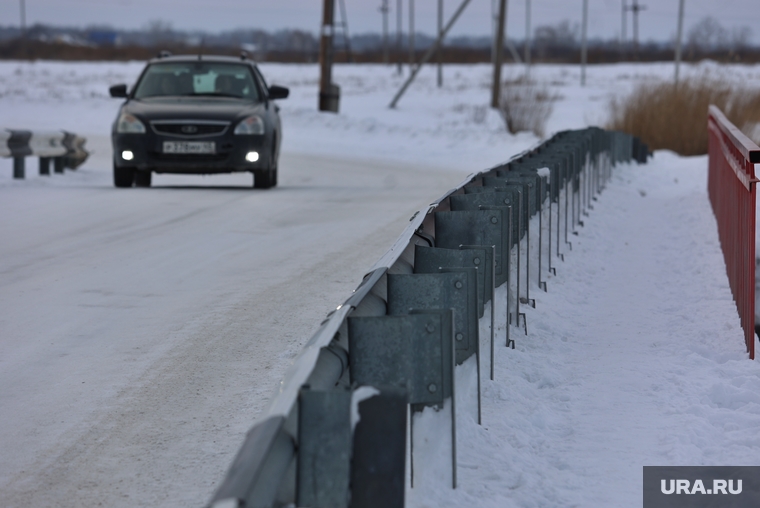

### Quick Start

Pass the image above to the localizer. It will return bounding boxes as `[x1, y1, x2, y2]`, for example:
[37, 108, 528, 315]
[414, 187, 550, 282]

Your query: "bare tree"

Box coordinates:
[144, 19, 175, 45]
[533, 20, 578, 59]
[687, 16, 727, 52]
[730, 26, 752, 52]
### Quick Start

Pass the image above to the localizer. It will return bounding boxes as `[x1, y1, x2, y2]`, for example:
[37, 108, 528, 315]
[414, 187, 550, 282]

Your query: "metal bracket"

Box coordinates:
[414, 245, 493, 385]
[435, 209, 508, 287]
[459, 245, 499, 379]
[387, 272, 478, 366]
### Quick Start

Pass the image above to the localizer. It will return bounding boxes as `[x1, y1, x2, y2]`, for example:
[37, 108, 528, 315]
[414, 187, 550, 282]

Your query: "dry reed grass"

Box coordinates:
[499, 77, 558, 138]
[607, 77, 760, 156]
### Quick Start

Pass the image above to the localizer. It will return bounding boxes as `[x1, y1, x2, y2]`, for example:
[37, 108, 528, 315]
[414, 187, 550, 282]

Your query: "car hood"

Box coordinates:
[121, 97, 265, 122]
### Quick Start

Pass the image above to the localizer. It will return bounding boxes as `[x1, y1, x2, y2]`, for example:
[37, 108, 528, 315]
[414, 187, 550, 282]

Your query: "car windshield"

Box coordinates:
[133, 62, 261, 101]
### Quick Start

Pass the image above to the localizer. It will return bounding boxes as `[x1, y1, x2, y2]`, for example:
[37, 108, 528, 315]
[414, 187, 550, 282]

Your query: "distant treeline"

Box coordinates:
[0, 17, 757, 64]
[2, 39, 759, 65]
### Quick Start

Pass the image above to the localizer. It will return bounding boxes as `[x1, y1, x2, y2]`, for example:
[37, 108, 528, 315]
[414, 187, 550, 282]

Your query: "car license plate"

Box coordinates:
[163, 141, 215, 154]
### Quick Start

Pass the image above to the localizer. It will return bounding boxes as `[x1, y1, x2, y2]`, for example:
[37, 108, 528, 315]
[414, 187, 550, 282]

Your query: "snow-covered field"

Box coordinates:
[1, 60, 760, 507]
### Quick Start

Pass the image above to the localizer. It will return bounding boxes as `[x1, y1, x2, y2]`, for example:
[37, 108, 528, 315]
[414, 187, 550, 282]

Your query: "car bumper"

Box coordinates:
[112, 132, 271, 174]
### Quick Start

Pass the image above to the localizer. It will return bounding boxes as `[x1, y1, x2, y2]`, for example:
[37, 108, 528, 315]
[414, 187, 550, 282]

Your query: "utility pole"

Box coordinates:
[491, 0, 496, 68]
[581, 0, 588, 86]
[491, 0, 507, 108]
[380, 1, 389, 64]
[625, 0, 646, 57]
[621, 0, 627, 59]
[389, 0, 474, 108]
[674, 0, 685, 84]
[396, 0, 403, 74]
[524, 0, 531, 74]
[20, 0, 26, 36]
[621, 1, 627, 43]
[437, 0, 443, 87]
[337, 0, 353, 63]
[409, 0, 415, 67]
[319, 0, 339, 112]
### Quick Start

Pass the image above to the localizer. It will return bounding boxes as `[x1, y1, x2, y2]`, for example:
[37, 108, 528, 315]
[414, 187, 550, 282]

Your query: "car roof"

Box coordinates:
[147, 54, 257, 66]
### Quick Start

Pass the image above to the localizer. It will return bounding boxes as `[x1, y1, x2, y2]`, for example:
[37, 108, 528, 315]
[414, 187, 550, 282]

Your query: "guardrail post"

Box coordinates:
[351, 387, 407, 508]
[348, 311, 457, 488]
[415, 245, 498, 379]
[13, 157, 25, 179]
[39, 157, 50, 176]
[54, 157, 65, 174]
[297, 386, 352, 508]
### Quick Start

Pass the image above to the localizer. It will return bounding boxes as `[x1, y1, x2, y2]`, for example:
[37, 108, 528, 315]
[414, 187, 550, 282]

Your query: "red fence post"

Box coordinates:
[707, 105, 760, 359]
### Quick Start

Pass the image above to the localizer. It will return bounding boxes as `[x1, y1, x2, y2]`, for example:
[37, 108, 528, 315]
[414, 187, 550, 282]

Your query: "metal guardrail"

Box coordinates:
[707, 105, 760, 359]
[1, 129, 89, 178]
[207, 127, 647, 508]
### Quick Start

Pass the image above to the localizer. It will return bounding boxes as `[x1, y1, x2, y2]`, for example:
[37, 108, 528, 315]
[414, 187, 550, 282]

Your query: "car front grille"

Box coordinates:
[151, 121, 230, 138]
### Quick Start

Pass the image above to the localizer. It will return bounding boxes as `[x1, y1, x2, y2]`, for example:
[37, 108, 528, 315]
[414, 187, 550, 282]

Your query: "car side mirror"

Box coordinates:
[268, 85, 289, 100]
[109, 84, 128, 98]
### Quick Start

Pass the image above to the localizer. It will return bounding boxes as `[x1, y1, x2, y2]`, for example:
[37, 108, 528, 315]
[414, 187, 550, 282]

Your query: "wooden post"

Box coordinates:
[491, 0, 507, 108]
[318, 0, 339, 112]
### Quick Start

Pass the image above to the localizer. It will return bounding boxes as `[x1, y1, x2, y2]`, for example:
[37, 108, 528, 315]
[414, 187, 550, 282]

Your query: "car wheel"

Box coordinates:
[134, 170, 152, 187]
[253, 168, 273, 189]
[114, 164, 135, 188]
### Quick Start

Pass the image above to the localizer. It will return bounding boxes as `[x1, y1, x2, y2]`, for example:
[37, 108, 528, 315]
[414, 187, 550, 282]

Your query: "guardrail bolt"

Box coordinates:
[454, 281, 463, 289]
[428, 383, 437, 393]
[455, 333, 463, 341]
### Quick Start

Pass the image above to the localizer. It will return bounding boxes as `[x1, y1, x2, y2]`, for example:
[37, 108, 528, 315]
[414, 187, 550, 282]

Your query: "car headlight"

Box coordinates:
[234, 115, 265, 135]
[116, 112, 146, 134]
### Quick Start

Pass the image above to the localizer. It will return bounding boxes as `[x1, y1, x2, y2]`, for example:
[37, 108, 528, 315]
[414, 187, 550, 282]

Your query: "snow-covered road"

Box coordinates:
[0, 137, 464, 507]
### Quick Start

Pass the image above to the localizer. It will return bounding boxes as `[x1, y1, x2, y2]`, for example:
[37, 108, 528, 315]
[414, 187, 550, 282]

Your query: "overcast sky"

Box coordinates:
[2, 0, 758, 43]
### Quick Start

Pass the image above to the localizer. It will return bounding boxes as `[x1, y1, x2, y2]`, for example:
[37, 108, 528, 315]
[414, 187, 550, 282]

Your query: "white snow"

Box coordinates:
[1, 59, 759, 506]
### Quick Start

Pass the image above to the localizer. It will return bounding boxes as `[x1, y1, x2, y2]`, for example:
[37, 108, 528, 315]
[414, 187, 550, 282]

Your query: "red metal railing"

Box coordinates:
[707, 105, 760, 359]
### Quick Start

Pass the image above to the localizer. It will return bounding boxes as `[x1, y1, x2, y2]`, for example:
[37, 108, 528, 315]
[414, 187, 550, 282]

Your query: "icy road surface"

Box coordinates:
[0, 138, 464, 507]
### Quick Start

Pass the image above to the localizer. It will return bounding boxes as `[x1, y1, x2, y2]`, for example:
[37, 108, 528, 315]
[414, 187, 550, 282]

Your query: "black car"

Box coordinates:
[109, 53, 288, 189]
